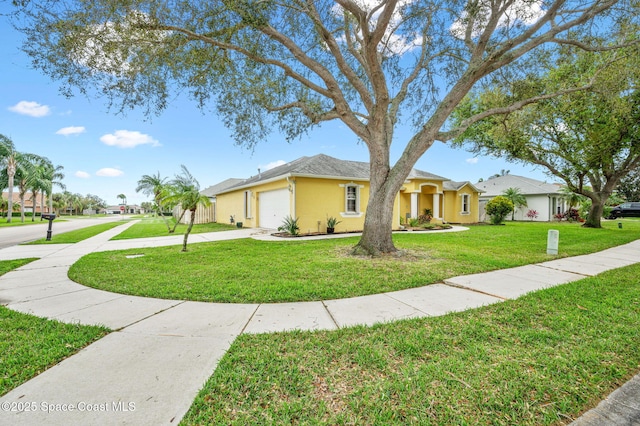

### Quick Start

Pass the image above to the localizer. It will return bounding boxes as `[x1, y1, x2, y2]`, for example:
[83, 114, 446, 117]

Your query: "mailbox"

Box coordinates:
[42, 214, 56, 240]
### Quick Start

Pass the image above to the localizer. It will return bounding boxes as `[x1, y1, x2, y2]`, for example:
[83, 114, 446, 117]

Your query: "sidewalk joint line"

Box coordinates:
[321, 300, 341, 329]
[115, 300, 187, 332]
[239, 304, 262, 334]
[442, 281, 509, 301]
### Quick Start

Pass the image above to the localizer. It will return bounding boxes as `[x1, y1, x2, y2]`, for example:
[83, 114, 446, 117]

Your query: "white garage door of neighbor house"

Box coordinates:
[259, 188, 290, 229]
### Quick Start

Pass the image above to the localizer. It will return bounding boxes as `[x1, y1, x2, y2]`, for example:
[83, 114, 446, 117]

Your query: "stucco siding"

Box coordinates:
[216, 190, 249, 227]
[443, 188, 479, 223]
[295, 177, 369, 233]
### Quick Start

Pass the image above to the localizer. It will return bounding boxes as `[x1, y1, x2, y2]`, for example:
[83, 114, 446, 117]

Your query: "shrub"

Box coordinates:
[485, 196, 514, 225]
[526, 209, 539, 220]
[278, 215, 300, 236]
[420, 209, 433, 223]
[326, 216, 341, 228]
[408, 217, 421, 227]
[563, 208, 580, 222]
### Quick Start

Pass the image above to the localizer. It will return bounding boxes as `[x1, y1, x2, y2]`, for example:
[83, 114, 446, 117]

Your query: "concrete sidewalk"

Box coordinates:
[0, 222, 638, 425]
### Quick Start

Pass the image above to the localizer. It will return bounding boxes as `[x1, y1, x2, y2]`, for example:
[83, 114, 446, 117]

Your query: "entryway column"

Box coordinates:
[433, 193, 440, 219]
[411, 193, 419, 218]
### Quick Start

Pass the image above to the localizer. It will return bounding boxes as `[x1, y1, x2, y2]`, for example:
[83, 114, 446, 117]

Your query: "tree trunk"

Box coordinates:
[6, 172, 14, 223]
[32, 191, 37, 221]
[156, 204, 172, 232]
[171, 208, 187, 233]
[582, 194, 607, 228]
[182, 210, 196, 252]
[353, 147, 409, 256]
[20, 193, 26, 223]
[354, 189, 398, 256]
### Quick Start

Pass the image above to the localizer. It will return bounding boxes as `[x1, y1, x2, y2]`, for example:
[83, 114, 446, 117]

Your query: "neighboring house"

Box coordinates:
[474, 174, 567, 222]
[174, 178, 244, 225]
[1, 191, 46, 214]
[211, 154, 483, 232]
[103, 205, 145, 215]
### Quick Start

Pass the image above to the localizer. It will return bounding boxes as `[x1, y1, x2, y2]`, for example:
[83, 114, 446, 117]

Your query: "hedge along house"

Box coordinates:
[214, 154, 483, 233]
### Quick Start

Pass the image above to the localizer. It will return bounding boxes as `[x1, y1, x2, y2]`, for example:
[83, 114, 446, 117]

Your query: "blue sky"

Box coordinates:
[0, 7, 551, 207]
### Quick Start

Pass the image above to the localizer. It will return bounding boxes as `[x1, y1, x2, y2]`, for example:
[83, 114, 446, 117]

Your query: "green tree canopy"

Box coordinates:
[12, 0, 638, 253]
[452, 42, 640, 227]
[0, 134, 18, 222]
[136, 171, 172, 231]
[616, 168, 640, 202]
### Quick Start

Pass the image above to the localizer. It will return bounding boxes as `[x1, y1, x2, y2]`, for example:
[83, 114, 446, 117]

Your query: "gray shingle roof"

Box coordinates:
[221, 154, 449, 193]
[474, 174, 562, 197]
[444, 181, 484, 192]
[201, 178, 245, 197]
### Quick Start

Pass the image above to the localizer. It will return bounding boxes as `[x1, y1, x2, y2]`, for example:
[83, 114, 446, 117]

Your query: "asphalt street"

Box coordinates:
[0, 215, 126, 248]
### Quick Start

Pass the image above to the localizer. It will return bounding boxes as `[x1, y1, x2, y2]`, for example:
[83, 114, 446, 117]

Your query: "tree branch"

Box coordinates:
[305, 1, 373, 112]
[438, 83, 595, 142]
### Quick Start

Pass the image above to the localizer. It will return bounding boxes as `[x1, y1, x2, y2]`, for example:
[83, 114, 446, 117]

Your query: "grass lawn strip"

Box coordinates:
[109, 216, 236, 240]
[70, 221, 640, 303]
[181, 263, 640, 425]
[26, 221, 127, 244]
[0, 259, 110, 396]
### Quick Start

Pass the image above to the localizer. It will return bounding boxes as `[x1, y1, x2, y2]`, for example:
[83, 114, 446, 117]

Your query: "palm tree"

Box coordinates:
[12, 152, 43, 222]
[51, 193, 65, 216]
[136, 172, 172, 232]
[167, 165, 211, 252]
[28, 163, 47, 221]
[502, 187, 528, 221]
[0, 135, 17, 223]
[71, 193, 84, 215]
[559, 186, 586, 210]
[59, 191, 73, 215]
[40, 161, 65, 215]
[117, 193, 127, 214]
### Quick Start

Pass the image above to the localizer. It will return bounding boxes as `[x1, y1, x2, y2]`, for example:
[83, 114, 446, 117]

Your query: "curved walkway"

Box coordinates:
[0, 221, 638, 425]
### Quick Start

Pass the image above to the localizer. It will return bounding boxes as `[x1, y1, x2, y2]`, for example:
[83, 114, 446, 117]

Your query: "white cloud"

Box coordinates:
[8, 101, 51, 117]
[99, 130, 160, 148]
[260, 160, 286, 171]
[75, 171, 91, 179]
[57, 126, 86, 136]
[466, 158, 479, 164]
[96, 168, 124, 177]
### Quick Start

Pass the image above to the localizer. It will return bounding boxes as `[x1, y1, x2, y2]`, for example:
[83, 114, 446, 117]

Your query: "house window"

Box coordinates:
[345, 185, 359, 213]
[461, 194, 470, 214]
[244, 190, 252, 218]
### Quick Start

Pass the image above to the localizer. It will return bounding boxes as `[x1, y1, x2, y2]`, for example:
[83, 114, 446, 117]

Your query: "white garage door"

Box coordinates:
[259, 188, 291, 229]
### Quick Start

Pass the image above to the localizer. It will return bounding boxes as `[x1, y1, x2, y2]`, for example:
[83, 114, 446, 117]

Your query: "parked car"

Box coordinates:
[608, 202, 640, 219]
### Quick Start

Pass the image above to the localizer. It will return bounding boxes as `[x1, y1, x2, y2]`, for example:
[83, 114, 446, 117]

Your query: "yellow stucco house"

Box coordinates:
[209, 154, 483, 233]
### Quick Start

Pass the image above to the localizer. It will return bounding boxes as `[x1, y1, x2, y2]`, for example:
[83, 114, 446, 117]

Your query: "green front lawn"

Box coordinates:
[109, 216, 237, 239]
[69, 221, 640, 303]
[0, 260, 110, 396]
[26, 221, 128, 244]
[182, 263, 640, 425]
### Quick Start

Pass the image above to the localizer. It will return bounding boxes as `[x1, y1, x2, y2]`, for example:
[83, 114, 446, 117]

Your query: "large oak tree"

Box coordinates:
[12, 0, 637, 254]
[452, 43, 640, 228]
